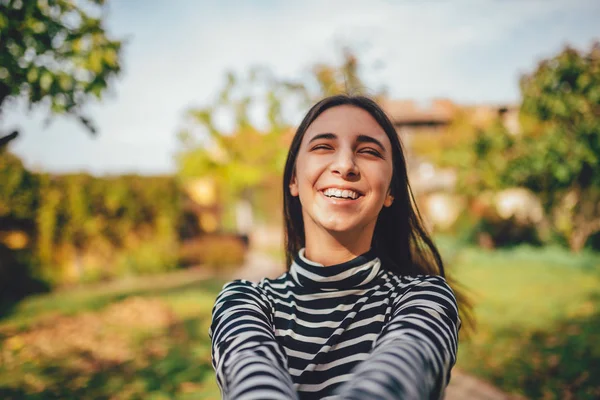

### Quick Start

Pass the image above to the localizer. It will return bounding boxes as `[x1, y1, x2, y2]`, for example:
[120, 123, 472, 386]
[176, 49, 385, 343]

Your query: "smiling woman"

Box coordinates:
[210, 95, 462, 400]
[289, 105, 395, 262]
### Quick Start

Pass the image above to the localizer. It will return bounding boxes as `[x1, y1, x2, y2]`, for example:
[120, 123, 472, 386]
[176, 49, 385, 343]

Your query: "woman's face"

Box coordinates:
[290, 105, 394, 240]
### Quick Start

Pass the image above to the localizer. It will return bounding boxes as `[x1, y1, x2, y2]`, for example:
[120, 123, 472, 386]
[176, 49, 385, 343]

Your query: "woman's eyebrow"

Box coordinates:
[356, 134, 386, 152]
[308, 133, 337, 144]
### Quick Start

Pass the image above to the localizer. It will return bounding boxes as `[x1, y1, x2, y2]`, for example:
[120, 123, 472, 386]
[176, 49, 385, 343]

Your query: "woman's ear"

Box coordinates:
[384, 192, 394, 207]
[289, 174, 299, 197]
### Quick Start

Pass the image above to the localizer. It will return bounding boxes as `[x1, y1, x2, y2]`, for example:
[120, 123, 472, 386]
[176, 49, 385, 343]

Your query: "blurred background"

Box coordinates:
[1, 0, 600, 399]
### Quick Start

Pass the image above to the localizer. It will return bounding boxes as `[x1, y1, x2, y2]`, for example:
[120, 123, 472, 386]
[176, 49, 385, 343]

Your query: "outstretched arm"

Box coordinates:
[335, 276, 460, 400]
[210, 280, 298, 400]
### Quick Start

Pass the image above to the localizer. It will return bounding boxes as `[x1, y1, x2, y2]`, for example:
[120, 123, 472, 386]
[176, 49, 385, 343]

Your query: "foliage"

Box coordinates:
[497, 311, 600, 399]
[312, 48, 371, 97]
[176, 68, 299, 229]
[32, 173, 181, 284]
[0, 149, 46, 302]
[415, 42, 600, 251]
[455, 120, 520, 196]
[0, 149, 39, 220]
[0, 150, 182, 289]
[517, 42, 600, 251]
[0, 0, 122, 144]
[0, 244, 49, 306]
[179, 235, 246, 270]
[451, 211, 542, 250]
[1, 148, 251, 293]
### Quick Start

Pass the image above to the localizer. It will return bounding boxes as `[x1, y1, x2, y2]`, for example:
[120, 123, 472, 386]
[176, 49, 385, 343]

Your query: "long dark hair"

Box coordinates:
[282, 94, 444, 277]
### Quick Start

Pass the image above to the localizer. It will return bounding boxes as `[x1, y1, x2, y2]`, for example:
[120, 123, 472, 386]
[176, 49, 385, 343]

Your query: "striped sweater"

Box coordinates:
[210, 248, 461, 400]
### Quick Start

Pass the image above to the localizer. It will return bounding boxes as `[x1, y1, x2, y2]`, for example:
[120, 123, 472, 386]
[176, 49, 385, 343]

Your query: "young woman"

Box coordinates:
[210, 95, 461, 400]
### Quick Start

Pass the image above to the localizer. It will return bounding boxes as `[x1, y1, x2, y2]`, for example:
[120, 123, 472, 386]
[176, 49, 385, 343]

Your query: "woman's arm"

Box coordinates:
[335, 276, 460, 400]
[210, 280, 298, 400]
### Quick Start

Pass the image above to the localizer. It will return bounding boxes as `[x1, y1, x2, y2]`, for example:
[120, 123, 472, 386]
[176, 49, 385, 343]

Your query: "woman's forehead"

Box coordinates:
[304, 105, 388, 142]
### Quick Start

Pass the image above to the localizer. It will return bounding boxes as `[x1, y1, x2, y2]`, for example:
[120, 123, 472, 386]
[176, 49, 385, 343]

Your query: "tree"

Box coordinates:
[0, 0, 122, 146]
[420, 42, 600, 251]
[176, 68, 304, 230]
[516, 42, 600, 251]
[176, 49, 376, 231]
[313, 48, 367, 96]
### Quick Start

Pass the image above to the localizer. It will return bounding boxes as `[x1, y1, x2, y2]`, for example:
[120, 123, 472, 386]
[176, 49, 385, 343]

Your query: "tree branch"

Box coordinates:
[0, 130, 19, 148]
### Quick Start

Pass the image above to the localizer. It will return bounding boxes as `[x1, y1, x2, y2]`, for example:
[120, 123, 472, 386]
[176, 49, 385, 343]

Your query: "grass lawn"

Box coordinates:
[0, 269, 226, 400]
[441, 240, 600, 399]
[1, 243, 599, 399]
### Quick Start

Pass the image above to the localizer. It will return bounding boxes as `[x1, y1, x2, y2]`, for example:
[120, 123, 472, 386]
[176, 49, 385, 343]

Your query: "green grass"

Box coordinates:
[0, 269, 226, 400]
[445, 242, 600, 399]
[2, 243, 600, 399]
[0, 268, 222, 331]
[452, 245, 600, 330]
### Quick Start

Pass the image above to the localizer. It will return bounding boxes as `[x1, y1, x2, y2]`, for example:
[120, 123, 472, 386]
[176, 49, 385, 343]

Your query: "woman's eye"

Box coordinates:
[312, 144, 332, 151]
[360, 148, 382, 157]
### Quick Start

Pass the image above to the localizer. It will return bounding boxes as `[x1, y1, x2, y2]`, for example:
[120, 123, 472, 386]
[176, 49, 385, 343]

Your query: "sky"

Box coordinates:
[4, 0, 600, 175]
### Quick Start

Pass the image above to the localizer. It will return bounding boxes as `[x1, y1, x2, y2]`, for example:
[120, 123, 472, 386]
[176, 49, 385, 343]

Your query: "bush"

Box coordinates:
[498, 309, 600, 400]
[112, 239, 180, 278]
[179, 234, 247, 271]
[0, 244, 49, 307]
[451, 193, 543, 249]
[1, 149, 184, 286]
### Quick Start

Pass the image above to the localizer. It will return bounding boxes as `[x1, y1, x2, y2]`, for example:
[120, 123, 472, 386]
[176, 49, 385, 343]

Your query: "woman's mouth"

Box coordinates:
[320, 188, 363, 201]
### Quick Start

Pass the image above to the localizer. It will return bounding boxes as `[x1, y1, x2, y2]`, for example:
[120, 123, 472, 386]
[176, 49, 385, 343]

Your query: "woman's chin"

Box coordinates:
[305, 208, 376, 237]
[320, 220, 365, 235]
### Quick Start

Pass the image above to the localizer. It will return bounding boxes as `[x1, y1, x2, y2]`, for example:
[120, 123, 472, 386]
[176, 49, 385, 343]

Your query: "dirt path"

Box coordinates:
[445, 369, 524, 400]
[229, 250, 286, 282]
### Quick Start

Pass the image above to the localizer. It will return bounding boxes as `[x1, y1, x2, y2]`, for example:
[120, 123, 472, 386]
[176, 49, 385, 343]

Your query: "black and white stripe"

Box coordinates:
[210, 249, 461, 399]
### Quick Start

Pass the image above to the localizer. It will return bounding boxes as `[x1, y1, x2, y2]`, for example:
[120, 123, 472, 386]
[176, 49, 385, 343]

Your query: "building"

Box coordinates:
[382, 98, 519, 193]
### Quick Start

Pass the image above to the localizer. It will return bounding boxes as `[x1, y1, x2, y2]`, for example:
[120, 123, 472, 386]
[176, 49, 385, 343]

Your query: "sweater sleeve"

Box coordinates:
[209, 279, 299, 400]
[335, 276, 461, 400]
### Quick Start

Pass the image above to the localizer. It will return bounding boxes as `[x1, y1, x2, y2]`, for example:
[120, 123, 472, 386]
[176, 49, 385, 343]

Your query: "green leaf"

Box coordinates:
[27, 67, 39, 83]
[40, 71, 53, 91]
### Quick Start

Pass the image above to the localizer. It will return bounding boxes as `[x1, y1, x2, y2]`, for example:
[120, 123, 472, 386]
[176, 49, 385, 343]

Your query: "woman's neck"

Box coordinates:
[303, 228, 373, 266]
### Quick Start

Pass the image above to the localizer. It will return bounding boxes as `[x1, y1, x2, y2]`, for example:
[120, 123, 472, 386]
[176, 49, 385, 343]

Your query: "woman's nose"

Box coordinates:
[330, 150, 360, 180]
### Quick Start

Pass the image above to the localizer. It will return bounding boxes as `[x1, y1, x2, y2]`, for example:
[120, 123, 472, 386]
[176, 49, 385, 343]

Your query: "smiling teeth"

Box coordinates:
[323, 188, 359, 199]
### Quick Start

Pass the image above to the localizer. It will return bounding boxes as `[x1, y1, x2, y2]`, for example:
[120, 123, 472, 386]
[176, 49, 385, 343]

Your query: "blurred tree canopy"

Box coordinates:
[410, 107, 519, 195]
[517, 42, 600, 251]
[177, 68, 303, 199]
[312, 48, 370, 97]
[176, 49, 377, 228]
[416, 42, 600, 252]
[0, 0, 122, 146]
[0, 147, 181, 294]
[0, 149, 39, 221]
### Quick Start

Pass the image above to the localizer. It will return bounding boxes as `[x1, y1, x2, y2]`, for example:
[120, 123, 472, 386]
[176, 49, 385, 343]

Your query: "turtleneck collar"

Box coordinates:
[289, 248, 382, 290]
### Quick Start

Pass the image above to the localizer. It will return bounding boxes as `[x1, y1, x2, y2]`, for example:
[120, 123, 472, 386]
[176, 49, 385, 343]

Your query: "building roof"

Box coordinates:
[381, 98, 518, 127]
[381, 99, 457, 125]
